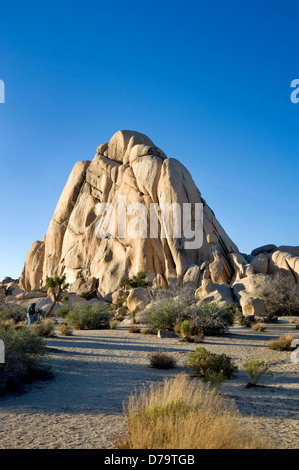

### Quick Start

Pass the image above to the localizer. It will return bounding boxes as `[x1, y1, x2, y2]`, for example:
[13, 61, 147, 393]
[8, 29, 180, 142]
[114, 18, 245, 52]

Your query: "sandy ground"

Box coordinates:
[0, 318, 298, 449]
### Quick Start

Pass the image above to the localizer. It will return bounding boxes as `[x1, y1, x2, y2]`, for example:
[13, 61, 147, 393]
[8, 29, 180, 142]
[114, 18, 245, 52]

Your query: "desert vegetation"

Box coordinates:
[120, 374, 271, 449]
[0, 322, 50, 394]
[61, 303, 110, 330]
[243, 360, 270, 388]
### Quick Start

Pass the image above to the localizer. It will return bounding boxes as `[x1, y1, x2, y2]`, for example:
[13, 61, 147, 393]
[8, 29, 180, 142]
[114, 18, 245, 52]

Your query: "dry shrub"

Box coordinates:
[268, 334, 295, 351]
[31, 319, 55, 337]
[120, 374, 271, 449]
[59, 321, 73, 336]
[149, 350, 177, 369]
[251, 323, 267, 332]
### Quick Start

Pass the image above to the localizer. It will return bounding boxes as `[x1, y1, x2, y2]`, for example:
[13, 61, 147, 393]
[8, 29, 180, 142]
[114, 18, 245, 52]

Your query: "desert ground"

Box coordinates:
[0, 317, 298, 449]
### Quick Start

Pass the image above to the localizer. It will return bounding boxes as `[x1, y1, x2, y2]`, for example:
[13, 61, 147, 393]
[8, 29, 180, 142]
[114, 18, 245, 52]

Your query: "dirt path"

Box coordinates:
[0, 319, 298, 449]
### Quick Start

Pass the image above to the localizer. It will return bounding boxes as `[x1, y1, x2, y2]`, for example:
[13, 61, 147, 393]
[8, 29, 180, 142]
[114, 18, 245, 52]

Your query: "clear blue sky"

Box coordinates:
[0, 0, 298, 280]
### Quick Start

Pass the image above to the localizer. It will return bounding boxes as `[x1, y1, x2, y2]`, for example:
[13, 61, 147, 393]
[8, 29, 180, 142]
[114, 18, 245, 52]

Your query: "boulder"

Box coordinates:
[126, 287, 150, 312]
[195, 280, 234, 305]
[250, 253, 268, 274]
[239, 295, 267, 317]
[15, 291, 47, 300]
[232, 274, 273, 316]
[5, 282, 23, 297]
[19, 240, 45, 291]
[183, 264, 201, 288]
[251, 244, 277, 257]
[267, 249, 299, 283]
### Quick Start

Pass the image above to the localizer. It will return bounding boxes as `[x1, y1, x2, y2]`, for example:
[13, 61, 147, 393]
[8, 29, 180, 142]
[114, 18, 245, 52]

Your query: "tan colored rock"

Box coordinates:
[5, 282, 23, 297]
[20, 130, 251, 297]
[19, 240, 45, 291]
[126, 287, 150, 312]
[16, 291, 47, 300]
[250, 253, 269, 274]
[239, 295, 267, 317]
[183, 264, 201, 289]
[267, 249, 299, 282]
[232, 274, 273, 316]
[195, 281, 234, 305]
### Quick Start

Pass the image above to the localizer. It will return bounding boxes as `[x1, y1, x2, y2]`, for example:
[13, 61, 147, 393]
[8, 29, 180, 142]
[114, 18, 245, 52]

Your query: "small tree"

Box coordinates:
[45, 274, 69, 318]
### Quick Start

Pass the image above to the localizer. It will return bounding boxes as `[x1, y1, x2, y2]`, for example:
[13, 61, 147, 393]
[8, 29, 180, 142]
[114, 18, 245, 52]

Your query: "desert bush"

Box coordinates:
[140, 328, 151, 334]
[268, 334, 295, 351]
[0, 306, 26, 325]
[179, 320, 192, 339]
[65, 303, 110, 330]
[121, 271, 151, 289]
[109, 320, 119, 329]
[251, 323, 267, 332]
[58, 321, 73, 336]
[145, 297, 188, 331]
[289, 318, 296, 324]
[0, 326, 50, 393]
[148, 350, 177, 369]
[190, 303, 232, 336]
[258, 272, 299, 317]
[295, 321, 299, 329]
[129, 325, 141, 333]
[184, 347, 238, 379]
[31, 318, 55, 337]
[120, 373, 271, 449]
[78, 290, 96, 300]
[55, 304, 73, 319]
[200, 370, 227, 391]
[243, 360, 270, 387]
[237, 315, 256, 327]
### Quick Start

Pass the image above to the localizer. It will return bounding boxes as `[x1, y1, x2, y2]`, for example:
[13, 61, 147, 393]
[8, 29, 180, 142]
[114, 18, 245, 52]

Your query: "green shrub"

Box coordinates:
[149, 350, 177, 369]
[55, 304, 72, 319]
[65, 303, 110, 330]
[78, 290, 96, 300]
[184, 347, 238, 379]
[200, 370, 227, 390]
[268, 334, 295, 351]
[243, 360, 270, 387]
[0, 326, 50, 393]
[120, 271, 151, 289]
[145, 297, 188, 331]
[179, 320, 192, 339]
[0, 306, 26, 325]
[190, 303, 232, 336]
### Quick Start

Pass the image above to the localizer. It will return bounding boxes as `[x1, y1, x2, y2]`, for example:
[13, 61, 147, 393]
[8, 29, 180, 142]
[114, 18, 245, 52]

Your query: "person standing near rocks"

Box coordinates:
[26, 303, 36, 326]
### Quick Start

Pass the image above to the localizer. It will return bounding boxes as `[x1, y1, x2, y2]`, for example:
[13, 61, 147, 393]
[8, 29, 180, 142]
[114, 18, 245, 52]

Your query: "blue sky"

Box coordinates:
[0, 0, 298, 280]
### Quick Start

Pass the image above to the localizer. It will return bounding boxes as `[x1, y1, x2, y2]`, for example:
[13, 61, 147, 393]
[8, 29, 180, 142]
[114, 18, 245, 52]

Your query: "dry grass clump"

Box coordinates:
[251, 322, 267, 332]
[58, 321, 73, 336]
[268, 334, 295, 351]
[148, 350, 177, 369]
[120, 374, 271, 449]
[31, 319, 55, 337]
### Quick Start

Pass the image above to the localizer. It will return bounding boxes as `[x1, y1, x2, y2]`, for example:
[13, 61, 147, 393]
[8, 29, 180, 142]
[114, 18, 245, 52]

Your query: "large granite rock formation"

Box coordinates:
[19, 130, 299, 306]
[19, 130, 250, 297]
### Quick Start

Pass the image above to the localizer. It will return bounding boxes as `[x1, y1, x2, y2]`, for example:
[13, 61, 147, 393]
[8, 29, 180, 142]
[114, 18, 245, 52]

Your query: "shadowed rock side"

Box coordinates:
[19, 130, 298, 299]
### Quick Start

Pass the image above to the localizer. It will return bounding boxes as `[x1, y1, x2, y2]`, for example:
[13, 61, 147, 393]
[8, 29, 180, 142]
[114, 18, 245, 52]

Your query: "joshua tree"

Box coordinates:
[45, 274, 69, 318]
